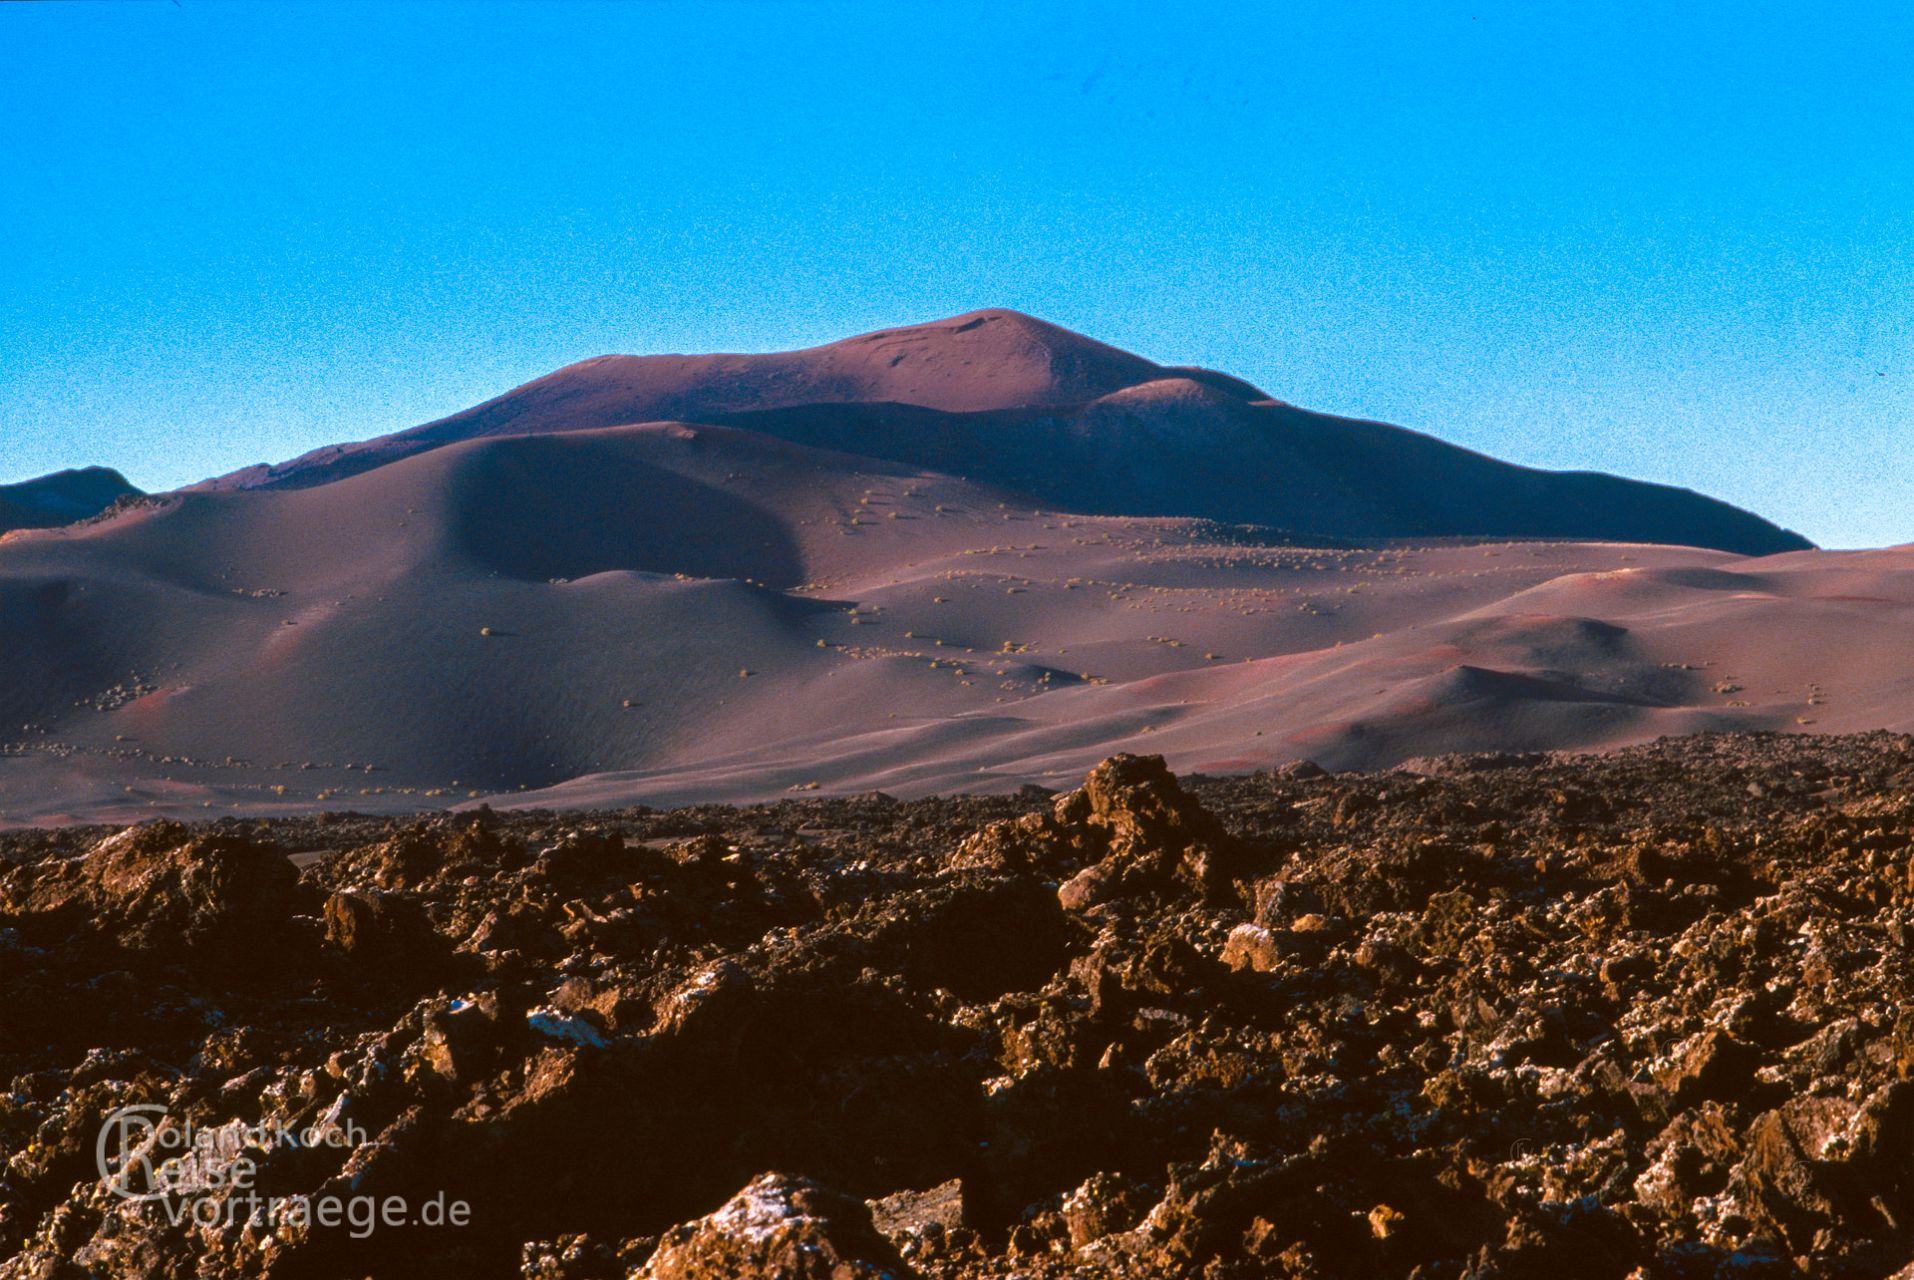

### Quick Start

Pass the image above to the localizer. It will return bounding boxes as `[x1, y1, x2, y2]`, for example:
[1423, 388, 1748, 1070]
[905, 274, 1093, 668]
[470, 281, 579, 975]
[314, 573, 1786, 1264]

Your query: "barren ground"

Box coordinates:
[6, 731, 1914, 1277]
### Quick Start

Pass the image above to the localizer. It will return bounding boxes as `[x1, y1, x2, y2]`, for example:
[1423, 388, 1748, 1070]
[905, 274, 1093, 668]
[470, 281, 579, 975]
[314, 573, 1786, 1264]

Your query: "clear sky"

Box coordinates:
[4, 2, 1909, 547]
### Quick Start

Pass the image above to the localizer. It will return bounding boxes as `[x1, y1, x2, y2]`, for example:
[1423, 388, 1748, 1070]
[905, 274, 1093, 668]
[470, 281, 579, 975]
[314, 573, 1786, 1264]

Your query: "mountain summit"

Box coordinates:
[201, 310, 1808, 556]
[205, 310, 1191, 489]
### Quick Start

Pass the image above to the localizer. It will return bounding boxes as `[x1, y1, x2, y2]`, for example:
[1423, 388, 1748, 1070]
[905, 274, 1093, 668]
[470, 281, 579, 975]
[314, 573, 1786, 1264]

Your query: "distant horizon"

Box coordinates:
[5, 2, 1909, 548]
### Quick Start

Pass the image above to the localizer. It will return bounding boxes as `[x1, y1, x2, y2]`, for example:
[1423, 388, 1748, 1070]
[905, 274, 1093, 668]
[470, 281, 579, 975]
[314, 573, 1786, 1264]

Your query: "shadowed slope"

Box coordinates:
[0, 423, 1070, 820]
[708, 381, 1811, 555]
[444, 431, 807, 588]
[0, 467, 140, 536]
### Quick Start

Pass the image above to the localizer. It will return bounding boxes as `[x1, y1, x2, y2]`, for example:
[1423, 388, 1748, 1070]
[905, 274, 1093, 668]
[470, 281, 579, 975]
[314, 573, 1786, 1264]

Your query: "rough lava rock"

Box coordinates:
[957, 753, 1251, 912]
[4, 733, 1914, 1277]
[0, 819, 301, 959]
[642, 1173, 913, 1280]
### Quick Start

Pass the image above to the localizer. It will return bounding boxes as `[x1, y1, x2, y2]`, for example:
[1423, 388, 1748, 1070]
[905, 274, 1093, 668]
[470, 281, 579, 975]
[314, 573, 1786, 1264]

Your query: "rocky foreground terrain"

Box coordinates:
[5, 732, 1914, 1278]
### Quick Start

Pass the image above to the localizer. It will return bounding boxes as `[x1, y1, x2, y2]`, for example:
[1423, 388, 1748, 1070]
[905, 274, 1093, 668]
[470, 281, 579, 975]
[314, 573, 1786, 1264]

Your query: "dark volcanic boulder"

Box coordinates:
[323, 885, 440, 963]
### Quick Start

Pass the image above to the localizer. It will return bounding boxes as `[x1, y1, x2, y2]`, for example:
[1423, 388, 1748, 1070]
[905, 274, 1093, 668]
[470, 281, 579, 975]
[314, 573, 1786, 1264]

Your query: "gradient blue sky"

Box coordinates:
[4, 2, 1909, 546]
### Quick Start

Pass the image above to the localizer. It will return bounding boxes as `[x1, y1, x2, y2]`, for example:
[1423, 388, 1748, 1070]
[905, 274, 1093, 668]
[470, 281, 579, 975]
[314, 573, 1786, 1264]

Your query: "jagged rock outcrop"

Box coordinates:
[0, 819, 300, 960]
[954, 753, 1252, 910]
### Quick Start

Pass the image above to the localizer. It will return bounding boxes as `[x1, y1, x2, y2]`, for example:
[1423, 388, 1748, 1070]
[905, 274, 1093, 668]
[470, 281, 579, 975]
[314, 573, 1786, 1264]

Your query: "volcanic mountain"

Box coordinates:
[202, 310, 1807, 557]
[0, 467, 139, 537]
[5, 310, 1901, 827]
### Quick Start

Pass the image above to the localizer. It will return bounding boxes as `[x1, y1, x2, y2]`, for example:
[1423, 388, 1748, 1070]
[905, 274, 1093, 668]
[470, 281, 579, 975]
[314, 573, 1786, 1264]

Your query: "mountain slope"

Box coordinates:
[201, 310, 1194, 493]
[196, 309, 1808, 556]
[0, 467, 140, 536]
[704, 380, 1806, 555]
[0, 413, 1904, 825]
[0, 311, 1869, 824]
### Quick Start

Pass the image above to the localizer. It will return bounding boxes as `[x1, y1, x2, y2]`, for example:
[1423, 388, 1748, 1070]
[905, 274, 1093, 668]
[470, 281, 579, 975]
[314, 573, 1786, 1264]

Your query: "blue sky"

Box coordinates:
[3, 1, 1909, 546]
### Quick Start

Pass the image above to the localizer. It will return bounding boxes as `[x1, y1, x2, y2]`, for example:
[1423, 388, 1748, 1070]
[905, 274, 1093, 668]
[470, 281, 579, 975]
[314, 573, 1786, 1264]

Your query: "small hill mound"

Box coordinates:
[0, 467, 140, 535]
